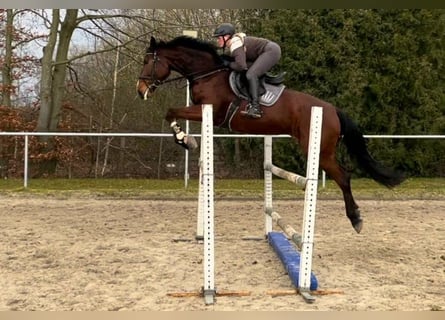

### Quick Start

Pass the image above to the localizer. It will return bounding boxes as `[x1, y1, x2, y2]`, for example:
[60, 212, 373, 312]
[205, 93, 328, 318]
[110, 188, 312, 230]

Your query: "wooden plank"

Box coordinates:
[266, 289, 344, 297]
[167, 290, 252, 298]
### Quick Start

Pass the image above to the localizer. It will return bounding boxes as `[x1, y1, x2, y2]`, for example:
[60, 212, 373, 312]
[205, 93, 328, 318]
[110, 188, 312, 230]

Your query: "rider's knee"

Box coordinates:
[246, 69, 260, 80]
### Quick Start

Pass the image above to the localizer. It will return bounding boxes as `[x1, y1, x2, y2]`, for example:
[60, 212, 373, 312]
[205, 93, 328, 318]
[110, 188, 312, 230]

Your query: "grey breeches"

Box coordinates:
[246, 42, 281, 80]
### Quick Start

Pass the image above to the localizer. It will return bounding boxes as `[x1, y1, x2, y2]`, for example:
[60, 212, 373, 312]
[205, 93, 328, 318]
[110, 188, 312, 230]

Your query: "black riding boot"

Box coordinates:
[245, 77, 262, 119]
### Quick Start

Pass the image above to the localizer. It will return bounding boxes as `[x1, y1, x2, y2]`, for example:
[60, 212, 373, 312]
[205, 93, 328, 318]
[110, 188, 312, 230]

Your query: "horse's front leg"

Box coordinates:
[165, 105, 205, 150]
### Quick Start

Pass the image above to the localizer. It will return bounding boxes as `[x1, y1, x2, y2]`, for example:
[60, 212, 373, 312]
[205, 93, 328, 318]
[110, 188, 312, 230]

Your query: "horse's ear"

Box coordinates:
[149, 36, 157, 50]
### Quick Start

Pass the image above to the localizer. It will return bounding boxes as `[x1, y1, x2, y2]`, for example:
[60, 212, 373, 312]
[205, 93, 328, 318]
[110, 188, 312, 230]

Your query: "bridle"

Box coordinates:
[138, 50, 228, 91]
[138, 52, 171, 92]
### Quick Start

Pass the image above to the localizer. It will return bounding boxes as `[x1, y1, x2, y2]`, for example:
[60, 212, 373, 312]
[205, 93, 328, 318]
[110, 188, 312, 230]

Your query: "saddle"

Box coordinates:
[229, 71, 286, 107]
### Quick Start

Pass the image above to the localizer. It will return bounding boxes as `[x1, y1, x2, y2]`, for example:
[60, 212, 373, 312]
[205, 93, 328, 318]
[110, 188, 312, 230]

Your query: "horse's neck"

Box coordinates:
[167, 49, 215, 77]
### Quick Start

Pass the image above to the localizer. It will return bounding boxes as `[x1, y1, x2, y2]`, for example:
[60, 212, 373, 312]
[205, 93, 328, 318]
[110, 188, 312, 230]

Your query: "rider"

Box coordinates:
[213, 23, 282, 119]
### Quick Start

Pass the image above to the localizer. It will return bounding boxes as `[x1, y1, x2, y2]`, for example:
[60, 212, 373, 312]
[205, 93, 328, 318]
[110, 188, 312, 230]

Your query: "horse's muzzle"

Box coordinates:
[136, 80, 153, 100]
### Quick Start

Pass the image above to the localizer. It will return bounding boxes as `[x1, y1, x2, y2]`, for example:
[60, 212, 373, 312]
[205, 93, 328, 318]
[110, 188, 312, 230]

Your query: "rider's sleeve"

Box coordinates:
[229, 34, 248, 71]
[229, 46, 248, 71]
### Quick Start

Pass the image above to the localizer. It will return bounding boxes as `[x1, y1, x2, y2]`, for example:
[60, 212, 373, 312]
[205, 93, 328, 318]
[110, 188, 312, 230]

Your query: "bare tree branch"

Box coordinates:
[52, 29, 154, 66]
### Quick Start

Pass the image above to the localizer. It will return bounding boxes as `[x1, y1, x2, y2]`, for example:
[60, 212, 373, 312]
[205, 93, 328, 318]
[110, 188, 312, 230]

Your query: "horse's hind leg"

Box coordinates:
[320, 154, 363, 233]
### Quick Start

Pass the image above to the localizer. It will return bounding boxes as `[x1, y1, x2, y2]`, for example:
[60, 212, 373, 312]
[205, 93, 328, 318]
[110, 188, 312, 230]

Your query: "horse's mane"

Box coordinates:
[161, 36, 222, 62]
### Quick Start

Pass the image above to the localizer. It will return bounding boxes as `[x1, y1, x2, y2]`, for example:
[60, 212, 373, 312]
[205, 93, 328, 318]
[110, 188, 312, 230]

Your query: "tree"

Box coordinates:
[0, 9, 41, 107]
[30, 9, 153, 175]
[251, 9, 445, 176]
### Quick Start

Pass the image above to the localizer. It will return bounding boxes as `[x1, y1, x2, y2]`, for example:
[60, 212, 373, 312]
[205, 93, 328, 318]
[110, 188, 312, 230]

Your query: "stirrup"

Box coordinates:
[241, 104, 262, 119]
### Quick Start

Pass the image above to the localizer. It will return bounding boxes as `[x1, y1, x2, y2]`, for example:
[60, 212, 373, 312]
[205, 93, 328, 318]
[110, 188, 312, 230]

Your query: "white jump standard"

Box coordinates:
[264, 106, 323, 303]
[197, 104, 216, 305]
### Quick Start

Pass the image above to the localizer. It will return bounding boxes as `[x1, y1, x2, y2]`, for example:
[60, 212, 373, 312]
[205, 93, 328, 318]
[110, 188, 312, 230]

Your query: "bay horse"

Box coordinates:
[137, 35, 405, 234]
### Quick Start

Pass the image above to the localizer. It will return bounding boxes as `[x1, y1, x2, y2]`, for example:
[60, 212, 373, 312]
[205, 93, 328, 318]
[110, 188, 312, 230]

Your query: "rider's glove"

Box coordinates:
[222, 59, 231, 68]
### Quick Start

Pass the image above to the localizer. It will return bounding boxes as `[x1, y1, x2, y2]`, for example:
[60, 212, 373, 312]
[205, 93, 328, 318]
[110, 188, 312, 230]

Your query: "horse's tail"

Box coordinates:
[336, 109, 406, 188]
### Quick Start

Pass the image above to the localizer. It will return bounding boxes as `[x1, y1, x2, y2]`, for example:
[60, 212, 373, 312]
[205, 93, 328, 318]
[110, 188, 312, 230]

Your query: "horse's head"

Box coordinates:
[137, 36, 171, 100]
[137, 35, 226, 100]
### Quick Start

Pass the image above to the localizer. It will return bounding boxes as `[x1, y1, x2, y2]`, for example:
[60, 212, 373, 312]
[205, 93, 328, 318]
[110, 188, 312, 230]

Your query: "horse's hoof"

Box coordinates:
[185, 135, 198, 149]
[352, 219, 363, 234]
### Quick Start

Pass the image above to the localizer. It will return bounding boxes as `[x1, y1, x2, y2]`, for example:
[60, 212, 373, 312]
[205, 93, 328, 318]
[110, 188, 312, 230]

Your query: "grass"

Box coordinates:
[0, 177, 444, 200]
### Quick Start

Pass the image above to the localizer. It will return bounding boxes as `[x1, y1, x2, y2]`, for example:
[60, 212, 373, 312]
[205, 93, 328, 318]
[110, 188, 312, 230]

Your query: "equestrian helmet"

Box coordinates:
[213, 23, 235, 37]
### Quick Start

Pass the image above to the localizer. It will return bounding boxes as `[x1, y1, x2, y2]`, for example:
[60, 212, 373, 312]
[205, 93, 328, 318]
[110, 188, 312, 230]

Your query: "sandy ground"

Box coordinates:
[0, 195, 443, 311]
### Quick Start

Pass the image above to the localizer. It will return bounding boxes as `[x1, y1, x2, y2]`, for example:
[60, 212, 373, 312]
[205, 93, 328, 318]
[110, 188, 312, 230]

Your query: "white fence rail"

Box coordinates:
[0, 132, 443, 188]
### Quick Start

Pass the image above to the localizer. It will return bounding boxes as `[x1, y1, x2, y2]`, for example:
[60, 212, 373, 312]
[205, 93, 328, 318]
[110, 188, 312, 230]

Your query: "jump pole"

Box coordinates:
[197, 104, 216, 305]
[264, 106, 323, 303]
